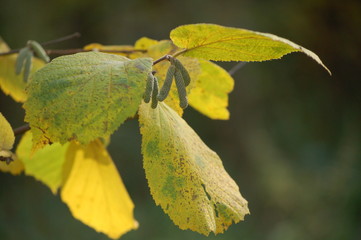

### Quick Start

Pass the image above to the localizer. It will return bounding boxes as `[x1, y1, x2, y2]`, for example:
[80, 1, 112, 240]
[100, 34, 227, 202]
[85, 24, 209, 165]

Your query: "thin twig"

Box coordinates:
[0, 32, 82, 56]
[41, 32, 81, 46]
[13, 124, 30, 136]
[228, 62, 247, 76]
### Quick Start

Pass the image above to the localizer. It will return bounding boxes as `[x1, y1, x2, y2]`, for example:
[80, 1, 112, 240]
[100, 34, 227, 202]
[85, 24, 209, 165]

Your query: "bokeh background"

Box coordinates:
[1, 0, 360, 239]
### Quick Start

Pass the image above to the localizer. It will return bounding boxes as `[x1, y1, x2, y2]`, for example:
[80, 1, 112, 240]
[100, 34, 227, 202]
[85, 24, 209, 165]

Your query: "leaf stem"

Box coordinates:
[13, 124, 30, 136]
[152, 49, 187, 66]
[171, 49, 187, 58]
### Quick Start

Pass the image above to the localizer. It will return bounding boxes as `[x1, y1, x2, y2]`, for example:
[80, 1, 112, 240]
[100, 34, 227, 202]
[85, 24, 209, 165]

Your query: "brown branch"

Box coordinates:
[153, 54, 171, 65]
[13, 124, 30, 136]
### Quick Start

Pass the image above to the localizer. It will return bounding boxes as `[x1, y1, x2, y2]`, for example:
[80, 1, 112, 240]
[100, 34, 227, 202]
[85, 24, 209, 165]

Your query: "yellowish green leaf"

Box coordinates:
[188, 60, 234, 120]
[16, 131, 69, 193]
[24, 52, 153, 146]
[170, 24, 331, 74]
[139, 102, 249, 235]
[0, 37, 45, 102]
[61, 140, 137, 239]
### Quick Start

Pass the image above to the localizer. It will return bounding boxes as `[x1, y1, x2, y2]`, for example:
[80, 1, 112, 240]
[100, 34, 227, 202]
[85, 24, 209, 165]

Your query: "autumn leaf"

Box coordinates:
[134, 37, 159, 50]
[0, 112, 23, 174]
[0, 37, 45, 102]
[24, 52, 153, 146]
[170, 23, 331, 74]
[84, 43, 136, 57]
[16, 131, 69, 193]
[188, 60, 234, 120]
[61, 140, 137, 239]
[139, 102, 249, 235]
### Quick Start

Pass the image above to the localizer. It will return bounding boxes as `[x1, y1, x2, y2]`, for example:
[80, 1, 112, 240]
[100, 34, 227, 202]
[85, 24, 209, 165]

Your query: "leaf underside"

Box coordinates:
[188, 59, 234, 120]
[61, 140, 137, 239]
[16, 131, 69, 193]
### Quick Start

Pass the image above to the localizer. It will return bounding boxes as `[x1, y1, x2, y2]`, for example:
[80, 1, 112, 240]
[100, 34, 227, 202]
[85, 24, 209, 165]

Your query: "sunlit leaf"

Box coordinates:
[134, 37, 159, 50]
[84, 43, 135, 57]
[24, 52, 153, 146]
[188, 60, 234, 120]
[170, 24, 331, 74]
[61, 140, 137, 239]
[0, 155, 24, 175]
[16, 131, 69, 193]
[0, 112, 15, 151]
[0, 37, 45, 102]
[0, 112, 23, 174]
[139, 102, 249, 235]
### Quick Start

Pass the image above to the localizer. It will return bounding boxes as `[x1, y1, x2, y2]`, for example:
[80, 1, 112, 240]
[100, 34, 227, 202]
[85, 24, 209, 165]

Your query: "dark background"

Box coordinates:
[1, 0, 360, 239]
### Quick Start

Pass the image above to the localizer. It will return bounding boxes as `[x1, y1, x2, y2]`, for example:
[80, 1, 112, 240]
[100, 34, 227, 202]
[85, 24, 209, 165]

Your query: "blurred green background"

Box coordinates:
[1, 0, 360, 239]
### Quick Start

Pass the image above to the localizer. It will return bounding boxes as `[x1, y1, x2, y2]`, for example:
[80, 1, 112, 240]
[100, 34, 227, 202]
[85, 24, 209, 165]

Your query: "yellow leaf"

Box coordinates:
[170, 24, 331, 74]
[134, 37, 159, 50]
[139, 102, 249, 235]
[16, 131, 69, 193]
[0, 37, 45, 102]
[61, 140, 137, 239]
[0, 112, 15, 151]
[188, 60, 234, 120]
[0, 154, 24, 175]
[84, 43, 135, 57]
[0, 112, 23, 175]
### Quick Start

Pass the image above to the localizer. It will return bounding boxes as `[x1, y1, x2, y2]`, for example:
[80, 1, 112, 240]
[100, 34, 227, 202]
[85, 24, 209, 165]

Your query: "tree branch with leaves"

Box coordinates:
[0, 23, 330, 239]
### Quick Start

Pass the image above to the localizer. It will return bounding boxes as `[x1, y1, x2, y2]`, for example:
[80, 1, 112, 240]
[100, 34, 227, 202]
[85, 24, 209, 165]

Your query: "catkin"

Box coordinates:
[28, 40, 50, 63]
[143, 73, 154, 103]
[174, 69, 188, 109]
[151, 76, 159, 109]
[171, 58, 191, 86]
[157, 65, 175, 101]
[15, 47, 30, 75]
[23, 51, 33, 82]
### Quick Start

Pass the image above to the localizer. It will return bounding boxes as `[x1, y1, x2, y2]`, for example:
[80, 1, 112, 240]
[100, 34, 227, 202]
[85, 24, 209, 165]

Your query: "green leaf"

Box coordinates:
[0, 37, 45, 102]
[138, 102, 249, 235]
[16, 131, 69, 193]
[24, 52, 153, 146]
[188, 60, 234, 120]
[170, 23, 331, 74]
